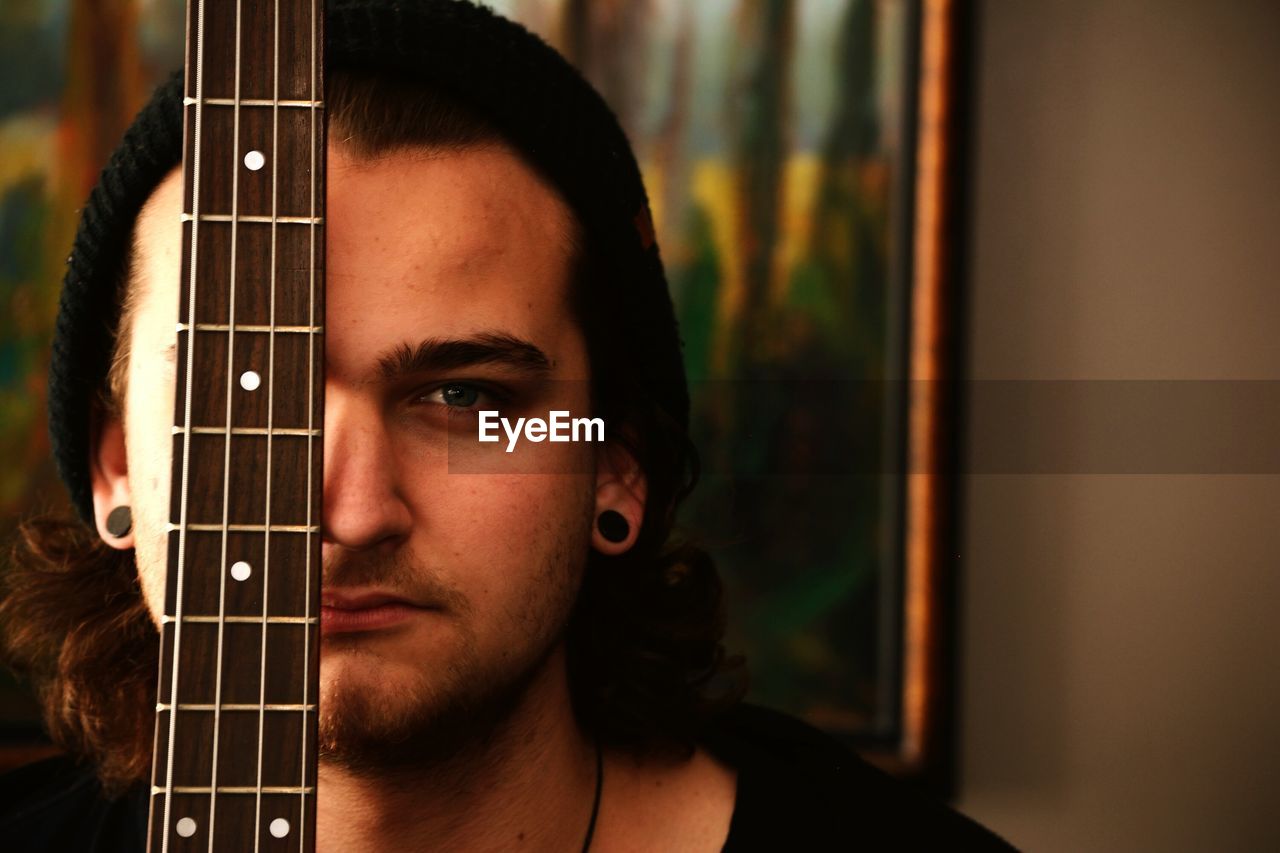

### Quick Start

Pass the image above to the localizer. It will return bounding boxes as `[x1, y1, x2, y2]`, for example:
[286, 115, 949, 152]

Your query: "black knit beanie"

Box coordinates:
[49, 0, 688, 524]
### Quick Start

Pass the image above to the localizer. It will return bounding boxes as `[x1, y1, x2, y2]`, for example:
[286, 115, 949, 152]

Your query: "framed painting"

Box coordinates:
[0, 0, 967, 790]
[491, 0, 969, 789]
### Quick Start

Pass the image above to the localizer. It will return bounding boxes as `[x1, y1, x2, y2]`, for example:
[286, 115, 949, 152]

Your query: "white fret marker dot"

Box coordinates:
[269, 818, 291, 838]
[244, 150, 266, 171]
[175, 817, 197, 838]
[240, 370, 261, 391]
[230, 561, 252, 582]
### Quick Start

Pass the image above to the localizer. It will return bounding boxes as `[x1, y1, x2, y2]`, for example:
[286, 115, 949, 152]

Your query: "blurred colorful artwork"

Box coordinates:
[0, 0, 187, 730]
[494, 0, 920, 748]
[1, 0, 925, 754]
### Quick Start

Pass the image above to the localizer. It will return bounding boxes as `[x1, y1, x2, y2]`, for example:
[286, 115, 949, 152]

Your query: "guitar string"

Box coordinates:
[299, 1, 320, 846]
[161, 0, 207, 848]
[252, 0, 282, 847]
[206, 0, 245, 846]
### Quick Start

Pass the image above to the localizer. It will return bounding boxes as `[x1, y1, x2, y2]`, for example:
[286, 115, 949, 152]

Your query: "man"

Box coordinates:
[0, 1, 1009, 850]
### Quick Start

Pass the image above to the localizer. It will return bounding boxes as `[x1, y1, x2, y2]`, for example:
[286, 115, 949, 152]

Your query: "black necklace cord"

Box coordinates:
[581, 740, 604, 853]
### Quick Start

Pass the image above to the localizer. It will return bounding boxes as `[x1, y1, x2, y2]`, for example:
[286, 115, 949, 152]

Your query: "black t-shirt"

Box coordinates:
[0, 753, 147, 851]
[0, 704, 1012, 851]
[705, 704, 1012, 850]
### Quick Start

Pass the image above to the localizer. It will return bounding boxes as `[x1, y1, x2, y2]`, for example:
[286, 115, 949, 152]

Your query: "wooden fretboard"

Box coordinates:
[149, 1, 325, 850]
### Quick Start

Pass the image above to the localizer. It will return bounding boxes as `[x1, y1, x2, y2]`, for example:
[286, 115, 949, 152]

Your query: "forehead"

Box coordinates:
[325, 143, 581, 379]
[327, 141, 577, 283]
[133, 143, 584, 379]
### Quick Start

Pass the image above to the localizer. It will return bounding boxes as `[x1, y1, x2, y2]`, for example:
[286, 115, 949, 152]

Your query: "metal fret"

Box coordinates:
[176, 426, 322, 436]
[159, 703, 315, 712]
[155, 786, 314, 795]
[180, 213, 324, 224]
[168, 523, 320, 533]
[184, 96, 324, 108]
[161, 615, 318, 625]
[178, 323, 324, 333]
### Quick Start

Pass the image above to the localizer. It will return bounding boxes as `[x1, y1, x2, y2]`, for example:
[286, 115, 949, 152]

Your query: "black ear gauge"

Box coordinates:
[105, 505, 133, 539]
[596, 510, 630, 544]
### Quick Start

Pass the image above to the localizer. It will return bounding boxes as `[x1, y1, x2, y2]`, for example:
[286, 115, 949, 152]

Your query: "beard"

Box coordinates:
[316, 542, 580, 776]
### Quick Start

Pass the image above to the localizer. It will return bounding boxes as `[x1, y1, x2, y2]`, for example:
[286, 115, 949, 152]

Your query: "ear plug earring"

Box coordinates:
[105, 506, 133, 539]
[597, 510, 629, 544]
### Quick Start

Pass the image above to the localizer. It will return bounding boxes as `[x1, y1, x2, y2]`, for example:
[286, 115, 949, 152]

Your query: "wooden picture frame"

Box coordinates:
[862, 0, 966, 790]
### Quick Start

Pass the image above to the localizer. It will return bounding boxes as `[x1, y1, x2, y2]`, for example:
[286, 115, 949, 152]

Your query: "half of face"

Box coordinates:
[89, 142, 648, 754]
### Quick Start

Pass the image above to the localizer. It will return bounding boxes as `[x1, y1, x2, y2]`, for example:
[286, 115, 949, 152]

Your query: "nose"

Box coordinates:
[322, 387, 413, 553]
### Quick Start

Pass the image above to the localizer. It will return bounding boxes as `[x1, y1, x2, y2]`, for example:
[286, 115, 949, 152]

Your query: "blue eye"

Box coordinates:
[437, 383, 481, 408]
[413, 381, 509, 418]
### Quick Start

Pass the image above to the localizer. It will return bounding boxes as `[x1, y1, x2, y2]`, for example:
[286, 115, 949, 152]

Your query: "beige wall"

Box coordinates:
[956, 1, 1280, 850]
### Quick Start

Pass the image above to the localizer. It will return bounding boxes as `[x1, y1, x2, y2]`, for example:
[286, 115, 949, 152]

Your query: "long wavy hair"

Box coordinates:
[0, 71, 743, 795]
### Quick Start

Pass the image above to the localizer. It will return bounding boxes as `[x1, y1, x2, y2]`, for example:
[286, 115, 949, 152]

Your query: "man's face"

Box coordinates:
[119, 142, 606, 765]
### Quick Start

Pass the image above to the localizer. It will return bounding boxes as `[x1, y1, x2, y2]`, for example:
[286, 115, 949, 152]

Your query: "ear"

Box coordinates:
[592, 440, 647, 555]
[90, 405, 135, 550]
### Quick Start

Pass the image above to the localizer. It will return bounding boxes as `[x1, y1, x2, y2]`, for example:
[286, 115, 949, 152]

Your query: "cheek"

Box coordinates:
[125, 398, 174, 625]
[124, 331, 179, 625]
[133, 543, 169, 627]
[413, 474, 595, 600]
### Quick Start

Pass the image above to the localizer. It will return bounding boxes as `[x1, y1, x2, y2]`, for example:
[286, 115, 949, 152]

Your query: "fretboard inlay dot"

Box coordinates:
[270, 818, 291, 838]
[240, 370, 261, 391]
[244, 149, 266, 171]
[230, 560, 252, 582]
[175, 817, 197, 838]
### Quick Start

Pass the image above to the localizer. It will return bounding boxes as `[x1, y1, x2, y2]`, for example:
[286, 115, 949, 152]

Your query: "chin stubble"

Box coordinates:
[315, 523, 585, 776]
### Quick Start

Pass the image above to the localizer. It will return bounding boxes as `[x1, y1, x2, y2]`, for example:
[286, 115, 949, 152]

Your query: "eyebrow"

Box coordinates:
[376, 332, 554, 380]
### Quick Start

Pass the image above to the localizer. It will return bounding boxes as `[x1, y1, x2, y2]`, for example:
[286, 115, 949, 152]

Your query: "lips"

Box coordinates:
[322, 590, 416, 610]
[320, 589, 435, 635]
